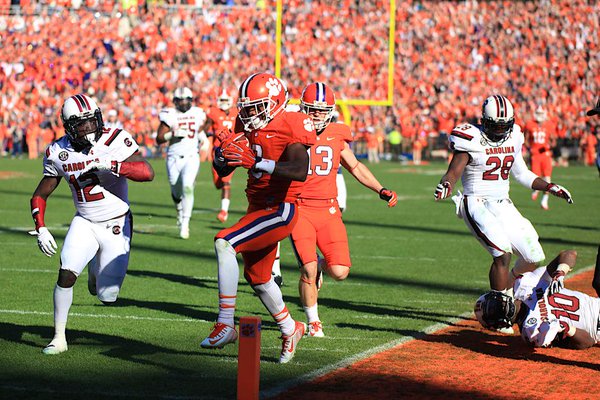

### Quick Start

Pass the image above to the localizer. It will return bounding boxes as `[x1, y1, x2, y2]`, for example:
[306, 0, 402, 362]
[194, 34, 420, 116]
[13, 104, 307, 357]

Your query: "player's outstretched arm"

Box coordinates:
[340, 143, 397, 207]
[81, 152, 154, 182]
[434, 151, 469, 200]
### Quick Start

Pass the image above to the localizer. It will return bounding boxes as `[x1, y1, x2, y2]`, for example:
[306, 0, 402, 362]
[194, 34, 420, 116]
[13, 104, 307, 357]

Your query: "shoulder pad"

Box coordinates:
[449, 123, 481, 152]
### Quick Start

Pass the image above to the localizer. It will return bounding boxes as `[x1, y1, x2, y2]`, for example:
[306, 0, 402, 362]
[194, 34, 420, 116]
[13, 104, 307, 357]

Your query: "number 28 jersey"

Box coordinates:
[42, 128, 139, 222]
[300, 122, 353, 200]
[449, 123, 526, 199]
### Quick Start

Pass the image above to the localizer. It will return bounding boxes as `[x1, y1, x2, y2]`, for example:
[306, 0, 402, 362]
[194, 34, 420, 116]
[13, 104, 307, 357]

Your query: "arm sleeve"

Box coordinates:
[510, 152, 538, 189]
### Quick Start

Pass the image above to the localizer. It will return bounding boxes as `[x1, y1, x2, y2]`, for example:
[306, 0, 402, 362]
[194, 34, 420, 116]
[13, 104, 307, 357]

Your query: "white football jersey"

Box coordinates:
[449, 123, 526, 199]
[514, 267, 600, 347]
[43, 127, 139, 222]
[159, 106, 208, 157]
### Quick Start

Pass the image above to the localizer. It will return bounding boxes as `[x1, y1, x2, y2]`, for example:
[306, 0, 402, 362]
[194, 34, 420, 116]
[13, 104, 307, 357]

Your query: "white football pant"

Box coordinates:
[458, 195, 545, 263]
[166, 154, 200, 220]
[60, 213, 132, 302]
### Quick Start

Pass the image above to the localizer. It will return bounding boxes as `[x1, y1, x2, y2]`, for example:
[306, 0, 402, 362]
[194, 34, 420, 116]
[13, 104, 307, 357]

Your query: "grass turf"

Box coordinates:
[0, 157, 597, 399]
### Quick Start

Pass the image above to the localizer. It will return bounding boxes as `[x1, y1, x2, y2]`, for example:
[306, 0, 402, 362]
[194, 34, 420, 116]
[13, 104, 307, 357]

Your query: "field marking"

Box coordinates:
[262, 263, 597, 399]
[0, 309, 209, 324]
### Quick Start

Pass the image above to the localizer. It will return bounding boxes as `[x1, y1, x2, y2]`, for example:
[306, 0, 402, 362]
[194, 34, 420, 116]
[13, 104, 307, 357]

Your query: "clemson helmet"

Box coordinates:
[474, 291, 515, 330]
[301, 82, 336, 132]
[217, 89, 234, 111]
[61, 94, 104, 148]
[174, 87, 193, 113]
[237, 72, 288, 131]
[481, 95, 515, 143]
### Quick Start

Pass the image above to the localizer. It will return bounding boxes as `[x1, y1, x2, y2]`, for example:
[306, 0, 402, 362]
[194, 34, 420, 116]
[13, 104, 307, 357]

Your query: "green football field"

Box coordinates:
[0, 158, 598, 399]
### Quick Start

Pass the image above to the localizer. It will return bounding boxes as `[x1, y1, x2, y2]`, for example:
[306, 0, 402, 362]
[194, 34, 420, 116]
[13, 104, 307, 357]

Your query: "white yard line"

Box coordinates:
[0, 309, 208, 324]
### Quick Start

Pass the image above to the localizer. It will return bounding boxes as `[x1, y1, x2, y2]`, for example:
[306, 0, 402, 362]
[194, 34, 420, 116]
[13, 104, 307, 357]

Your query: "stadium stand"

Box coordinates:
[0, 0, 598, 163]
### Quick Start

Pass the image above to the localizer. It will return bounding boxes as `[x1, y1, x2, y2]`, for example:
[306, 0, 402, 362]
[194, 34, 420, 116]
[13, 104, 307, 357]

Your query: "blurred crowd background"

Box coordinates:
[0, 0, 598, 167]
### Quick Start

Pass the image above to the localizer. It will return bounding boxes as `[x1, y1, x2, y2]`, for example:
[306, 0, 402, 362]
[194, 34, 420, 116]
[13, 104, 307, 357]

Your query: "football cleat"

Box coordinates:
[279, 321, 306, 363]
[531, 191, 539, 201]
[307, 321, 324, 338]
[180, 225, 190, 240]
[42, 337, 68, 355]
[217, 210, 228, 223]
[200, 323, 238, 349]
[541, 203, 549, 211]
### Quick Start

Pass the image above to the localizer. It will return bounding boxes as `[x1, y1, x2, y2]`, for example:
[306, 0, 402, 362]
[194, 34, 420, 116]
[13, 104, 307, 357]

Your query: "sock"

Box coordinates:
[271, 242, 281, 277]
[541, 194, 549, 207]
[252, 277, 295, 335]
[221, 198, 230, 212]
[181, 216, 190, 229]
[181, 186, 194, 222]
[53, 285, 73, 338]
[303, 303, 320, 323]
[215, 238, 238, 327]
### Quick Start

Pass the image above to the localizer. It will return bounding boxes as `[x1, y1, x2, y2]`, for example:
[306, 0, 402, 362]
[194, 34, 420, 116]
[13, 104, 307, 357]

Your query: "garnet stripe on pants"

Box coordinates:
[224, 203, 295, 248]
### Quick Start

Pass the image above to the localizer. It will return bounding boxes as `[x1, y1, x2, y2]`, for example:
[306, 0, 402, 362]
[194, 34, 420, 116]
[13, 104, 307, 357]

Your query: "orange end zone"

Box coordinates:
[275, 271, 600, 399]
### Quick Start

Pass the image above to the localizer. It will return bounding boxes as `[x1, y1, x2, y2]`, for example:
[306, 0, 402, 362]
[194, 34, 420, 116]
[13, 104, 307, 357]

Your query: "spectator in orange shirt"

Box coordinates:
[524, 107, 556, 210]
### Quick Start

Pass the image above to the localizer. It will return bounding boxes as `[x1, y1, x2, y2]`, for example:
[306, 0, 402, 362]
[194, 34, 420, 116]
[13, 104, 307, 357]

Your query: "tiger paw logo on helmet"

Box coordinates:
[266, 78, 283, 97]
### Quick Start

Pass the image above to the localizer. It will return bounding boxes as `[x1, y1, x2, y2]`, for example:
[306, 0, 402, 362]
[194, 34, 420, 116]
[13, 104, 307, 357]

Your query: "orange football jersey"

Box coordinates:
[208, 107, 237, 147]
[300, 123, 353, 200]
[237, 111, 316, 208]
[525, 120, 554, 156]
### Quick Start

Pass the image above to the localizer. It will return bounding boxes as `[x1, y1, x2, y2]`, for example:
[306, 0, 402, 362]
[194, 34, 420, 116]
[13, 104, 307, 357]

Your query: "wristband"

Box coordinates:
[566, 324, 577, 337]
[556, 263, 571, 275]
[163, 132, 173, 141]
[254, 158, 276, 174]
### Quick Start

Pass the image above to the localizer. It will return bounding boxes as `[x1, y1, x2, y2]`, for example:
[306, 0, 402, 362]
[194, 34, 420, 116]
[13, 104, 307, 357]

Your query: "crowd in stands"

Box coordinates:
[0, 0, 598, 166]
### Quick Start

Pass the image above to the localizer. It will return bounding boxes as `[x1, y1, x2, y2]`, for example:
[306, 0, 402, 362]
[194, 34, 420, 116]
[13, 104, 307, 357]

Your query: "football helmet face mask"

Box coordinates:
[301, 82, 336, 132]
[61, 94, 104, 148]
[481, 95, 515, 143]
[174, 87, 193, 113]
[237, 73, 288, 131]
[474, 291, 516, 330]
[217, 89, 234, 111]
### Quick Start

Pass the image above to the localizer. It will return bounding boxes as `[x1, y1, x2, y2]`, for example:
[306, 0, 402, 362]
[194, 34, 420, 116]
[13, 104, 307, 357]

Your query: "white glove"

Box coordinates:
[81, 158, 119, 176]
[28, 227, 58, 257]
[548, 274, 565, 296]
[546, 183, 573, 204]
[434, 181, 452, 201]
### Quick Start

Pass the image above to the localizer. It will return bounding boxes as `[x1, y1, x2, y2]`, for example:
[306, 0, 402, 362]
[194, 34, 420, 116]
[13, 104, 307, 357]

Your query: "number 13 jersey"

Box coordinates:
[300, 122, 353, 200]
[449, 123, 525, 199]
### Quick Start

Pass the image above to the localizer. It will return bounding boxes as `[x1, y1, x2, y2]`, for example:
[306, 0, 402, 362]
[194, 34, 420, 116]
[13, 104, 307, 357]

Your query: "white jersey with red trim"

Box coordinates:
[449, 123, 525, 199]
[514, 267, 600, 347]
[159, 106, 208, 158]
[43, 127, 139, 222]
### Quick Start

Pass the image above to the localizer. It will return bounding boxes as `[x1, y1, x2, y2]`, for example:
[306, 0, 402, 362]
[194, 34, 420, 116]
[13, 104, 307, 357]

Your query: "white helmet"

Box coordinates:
[481, 95, 515, 143]
[474, 291, 515, 330]
[534, 106, 547, 123]
[217, 89, 234, 111]
[61, 94, 104, 148]
[173, 87, 193, 113]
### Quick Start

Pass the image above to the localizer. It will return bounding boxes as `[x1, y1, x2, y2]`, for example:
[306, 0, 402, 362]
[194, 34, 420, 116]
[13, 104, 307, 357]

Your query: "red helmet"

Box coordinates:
[301, 82, 336, 131]
[237, 73, 288, 131]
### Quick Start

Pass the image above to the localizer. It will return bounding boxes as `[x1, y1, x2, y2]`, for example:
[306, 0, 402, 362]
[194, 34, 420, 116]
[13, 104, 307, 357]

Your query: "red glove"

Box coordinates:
[216, 128, 235, 145]
[379, 188, 398, 207]
[221, 134, 257, 169]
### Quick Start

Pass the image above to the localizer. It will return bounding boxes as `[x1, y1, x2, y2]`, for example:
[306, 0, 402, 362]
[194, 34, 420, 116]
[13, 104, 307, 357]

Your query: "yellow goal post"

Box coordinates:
[274, 0, 396, 126]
